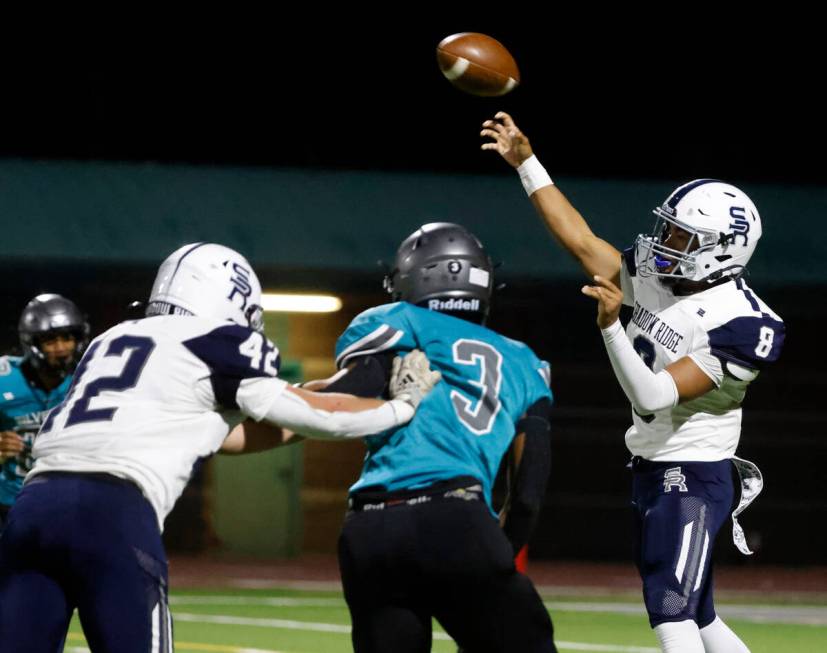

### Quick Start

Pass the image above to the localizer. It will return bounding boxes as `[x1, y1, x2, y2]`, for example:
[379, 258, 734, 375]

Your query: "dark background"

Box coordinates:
[2, 21, 824, 564]
[3, 20, 823, 182]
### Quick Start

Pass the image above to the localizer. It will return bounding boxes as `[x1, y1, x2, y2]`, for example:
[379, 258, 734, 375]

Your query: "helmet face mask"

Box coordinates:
[636, 212, 721, 281]
[147, 243, 265, 332]
[635, 179, 762, 285]
[386, 223, 494, 323]
[18, 294, 90, 377]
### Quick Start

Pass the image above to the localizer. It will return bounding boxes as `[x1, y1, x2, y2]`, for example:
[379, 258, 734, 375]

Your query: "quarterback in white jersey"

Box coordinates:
[0, 243, 441, 653]
[483, 113, 783, 653]
[620, 252, 784, 462]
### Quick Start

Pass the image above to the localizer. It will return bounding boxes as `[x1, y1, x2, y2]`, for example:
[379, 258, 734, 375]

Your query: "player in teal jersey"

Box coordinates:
[323, 223, 557, 653]
[0, 294, 89, 527]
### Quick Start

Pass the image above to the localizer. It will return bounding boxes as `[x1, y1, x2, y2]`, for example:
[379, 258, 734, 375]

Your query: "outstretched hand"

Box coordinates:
[480, 111, 534, 168]
[389, 349, 442, 410]
[581, 275, 623, 329]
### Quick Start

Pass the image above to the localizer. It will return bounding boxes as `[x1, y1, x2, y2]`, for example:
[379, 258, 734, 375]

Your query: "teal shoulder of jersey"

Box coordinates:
[337, 302, 552, 510]
[0, 355, 73, 507]
[338, 302, 552, 393]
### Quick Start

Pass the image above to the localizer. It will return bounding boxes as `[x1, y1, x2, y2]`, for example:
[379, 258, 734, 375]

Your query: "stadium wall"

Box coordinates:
[1, 159, 823, 565]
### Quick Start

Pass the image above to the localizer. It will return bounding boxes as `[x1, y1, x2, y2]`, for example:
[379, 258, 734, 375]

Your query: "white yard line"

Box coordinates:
[229, 579, 343, 592]
[171, 595, 344, 608]
[172, 593, 827, 626]
[557, 645, 657, 653]
[67, 633, 285, 653]
[173, 612, 659, 652]
[544, 601, 827, 626]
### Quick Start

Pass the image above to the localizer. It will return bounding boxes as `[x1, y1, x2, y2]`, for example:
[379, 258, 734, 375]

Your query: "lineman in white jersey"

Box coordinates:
[482, 113, 784, 653]
[0, 243, 441, 653]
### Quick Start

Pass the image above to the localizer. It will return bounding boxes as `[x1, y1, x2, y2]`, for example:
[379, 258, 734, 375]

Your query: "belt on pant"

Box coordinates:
[347, 475, 483, 512]
[28, 471, 141, 492]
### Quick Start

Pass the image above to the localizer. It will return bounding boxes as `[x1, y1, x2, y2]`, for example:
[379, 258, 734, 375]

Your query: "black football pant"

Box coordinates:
[338, 478, 556, 653]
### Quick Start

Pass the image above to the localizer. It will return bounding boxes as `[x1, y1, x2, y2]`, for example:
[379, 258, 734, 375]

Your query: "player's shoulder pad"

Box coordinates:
[183, 324, 280, 379]
[709, 313, 785, 369]
[335, 302, 408, 369]
[351, 302, 411, 325]
[707, 313, 785, 370]
[700, 280, 785, 369]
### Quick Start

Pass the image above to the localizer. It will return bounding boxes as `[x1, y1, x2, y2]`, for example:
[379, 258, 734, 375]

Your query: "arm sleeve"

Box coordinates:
[321, 352, 394, 398]
[502, 397, 553, 555]
[236, 377, 414, 440]
[601, 320, 679, 413]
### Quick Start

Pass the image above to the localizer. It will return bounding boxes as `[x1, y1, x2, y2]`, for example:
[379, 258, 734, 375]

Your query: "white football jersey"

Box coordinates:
[31, 315, 288, 528]
[619, 246, 784, 461]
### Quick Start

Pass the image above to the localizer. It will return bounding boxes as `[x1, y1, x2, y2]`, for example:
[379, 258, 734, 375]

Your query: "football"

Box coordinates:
[436, 32, 520, 97]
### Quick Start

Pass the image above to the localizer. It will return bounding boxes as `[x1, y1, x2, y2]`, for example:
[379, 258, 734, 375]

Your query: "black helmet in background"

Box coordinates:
[18, 294, 90, 377]
[385, 223, 494, 324]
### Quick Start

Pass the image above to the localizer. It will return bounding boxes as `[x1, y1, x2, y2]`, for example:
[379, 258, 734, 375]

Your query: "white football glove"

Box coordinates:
[389, 349, 442, 410]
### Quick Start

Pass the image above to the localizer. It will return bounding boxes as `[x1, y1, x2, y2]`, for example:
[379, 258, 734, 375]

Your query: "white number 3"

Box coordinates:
[754, 326, 775, 359]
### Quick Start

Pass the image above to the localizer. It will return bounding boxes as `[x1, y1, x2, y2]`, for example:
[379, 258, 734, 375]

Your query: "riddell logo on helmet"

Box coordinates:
[428, 298, 480, 311]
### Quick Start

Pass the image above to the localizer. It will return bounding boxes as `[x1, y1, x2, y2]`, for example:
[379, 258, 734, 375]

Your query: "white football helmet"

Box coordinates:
[635, 179, 762, 283]
[147, 243, 264, 331]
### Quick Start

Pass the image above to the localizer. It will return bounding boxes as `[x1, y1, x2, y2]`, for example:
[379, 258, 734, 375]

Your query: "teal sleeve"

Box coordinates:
[335, 304, 416, 369]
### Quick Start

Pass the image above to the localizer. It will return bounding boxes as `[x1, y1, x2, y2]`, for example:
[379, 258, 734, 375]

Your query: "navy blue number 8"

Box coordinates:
[632, 335, 656, 423]
[63, 335, 156, 427]
[632, 335, 656, 370]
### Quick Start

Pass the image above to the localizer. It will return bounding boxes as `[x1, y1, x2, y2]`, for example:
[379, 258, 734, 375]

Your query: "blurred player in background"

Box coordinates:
[482, 113, 784, 653]
[0, 294, 89, 529]
[315, 223, 556, 653]
[0, 242, 441, 653]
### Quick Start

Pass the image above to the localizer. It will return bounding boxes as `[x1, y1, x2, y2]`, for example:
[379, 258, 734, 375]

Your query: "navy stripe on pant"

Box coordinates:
[631, 458, 734, 628]
[0, 472, 172, 653]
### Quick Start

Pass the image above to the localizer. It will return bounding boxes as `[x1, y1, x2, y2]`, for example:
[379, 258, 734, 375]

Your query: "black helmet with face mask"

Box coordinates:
[18, 294, 90, 377]
[384, 223, 495, 324]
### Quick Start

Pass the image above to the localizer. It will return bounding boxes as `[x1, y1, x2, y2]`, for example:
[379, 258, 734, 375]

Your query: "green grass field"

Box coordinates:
[65, 586, 827, 652]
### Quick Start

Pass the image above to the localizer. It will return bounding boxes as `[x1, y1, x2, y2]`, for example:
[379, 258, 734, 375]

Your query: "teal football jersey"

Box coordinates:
[335, 302, 552, 510]
[0, 356, 72, 506]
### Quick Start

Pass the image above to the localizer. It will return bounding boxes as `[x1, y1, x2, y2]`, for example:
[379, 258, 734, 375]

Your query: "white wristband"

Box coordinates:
[517, 155, 554, 196]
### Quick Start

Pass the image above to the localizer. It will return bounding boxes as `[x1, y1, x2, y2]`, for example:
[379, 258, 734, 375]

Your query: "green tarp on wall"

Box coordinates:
[1, 159, 823, 283]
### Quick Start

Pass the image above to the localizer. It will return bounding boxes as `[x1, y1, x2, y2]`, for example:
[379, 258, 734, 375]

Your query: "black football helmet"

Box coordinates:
[18, 294, 90, 377]
[384, 222, 494, 323]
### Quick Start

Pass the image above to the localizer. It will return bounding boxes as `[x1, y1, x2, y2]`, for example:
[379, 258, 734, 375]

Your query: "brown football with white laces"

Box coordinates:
[436, 32, 520, 97]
